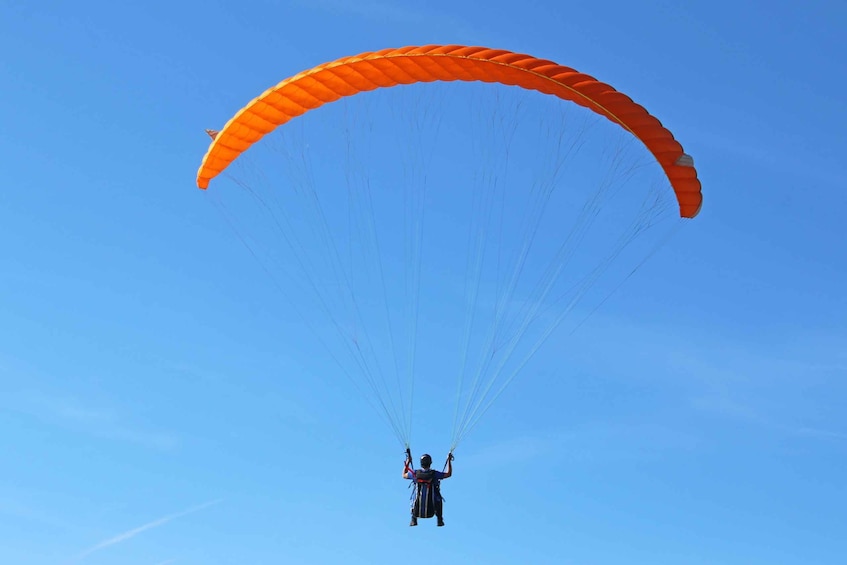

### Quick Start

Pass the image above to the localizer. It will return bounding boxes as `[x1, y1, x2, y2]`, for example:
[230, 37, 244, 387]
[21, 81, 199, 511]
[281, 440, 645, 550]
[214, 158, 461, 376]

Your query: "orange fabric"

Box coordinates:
[197, 45, 702, 218]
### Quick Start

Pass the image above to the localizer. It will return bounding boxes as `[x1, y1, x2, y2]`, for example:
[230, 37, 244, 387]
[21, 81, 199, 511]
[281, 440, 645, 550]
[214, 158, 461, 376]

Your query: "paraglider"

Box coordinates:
[196, 45, 702, 524]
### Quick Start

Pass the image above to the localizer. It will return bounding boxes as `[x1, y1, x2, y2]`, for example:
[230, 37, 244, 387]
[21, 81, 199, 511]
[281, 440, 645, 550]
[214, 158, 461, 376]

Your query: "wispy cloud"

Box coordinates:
[693, 394, 847, 442]
[554, 314, 847, 442]
[464, 423, 699, 468]
[96, 425, 179, 450]
[0, 495, 73, 531]
[75, 500, 222, 561]
[793, 427, 847, 440]
[465, 434, 553, 466]
[693, 126, 846, 187]
[2, 390, 179, 450]
[691, 394, 768, 425]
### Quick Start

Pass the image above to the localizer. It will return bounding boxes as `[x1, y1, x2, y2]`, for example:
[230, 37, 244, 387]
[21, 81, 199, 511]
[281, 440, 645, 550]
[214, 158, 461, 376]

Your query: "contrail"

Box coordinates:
[76, 499, 222, 561]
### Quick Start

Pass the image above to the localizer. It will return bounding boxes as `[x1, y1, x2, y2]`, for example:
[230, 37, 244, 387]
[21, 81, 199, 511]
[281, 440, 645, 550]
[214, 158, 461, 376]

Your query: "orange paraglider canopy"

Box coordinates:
[197, 45, 702, 218]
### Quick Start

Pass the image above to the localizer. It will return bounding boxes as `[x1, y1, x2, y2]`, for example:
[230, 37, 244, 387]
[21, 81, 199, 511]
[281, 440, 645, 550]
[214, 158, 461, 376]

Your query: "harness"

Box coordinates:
[413, 469, 441, 497]
[405, 449, 450, 518]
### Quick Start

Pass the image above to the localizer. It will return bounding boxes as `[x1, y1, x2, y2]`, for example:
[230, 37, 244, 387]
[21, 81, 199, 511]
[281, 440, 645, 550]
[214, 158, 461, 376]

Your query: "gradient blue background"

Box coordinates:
[1, 1, 845, 563]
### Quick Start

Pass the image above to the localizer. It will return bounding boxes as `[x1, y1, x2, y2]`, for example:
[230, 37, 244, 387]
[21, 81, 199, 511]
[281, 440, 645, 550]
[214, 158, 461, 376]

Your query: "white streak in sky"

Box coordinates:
[75, 499, 222, 561]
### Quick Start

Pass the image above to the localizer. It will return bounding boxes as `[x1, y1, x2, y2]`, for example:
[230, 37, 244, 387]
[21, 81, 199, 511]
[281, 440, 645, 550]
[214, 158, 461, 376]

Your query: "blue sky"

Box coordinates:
[2, 1, 846, 564]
